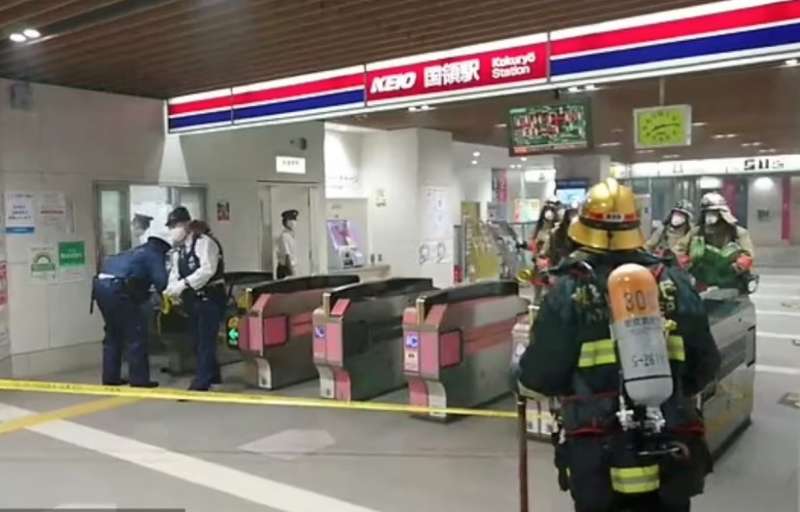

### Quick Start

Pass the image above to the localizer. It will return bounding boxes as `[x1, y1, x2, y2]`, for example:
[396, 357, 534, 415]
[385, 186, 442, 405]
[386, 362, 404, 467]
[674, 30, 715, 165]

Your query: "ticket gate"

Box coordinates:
[159, 271, 274, 375]
[517, 287, 757, 456]
[235, 275, 359, 389]
[313, 278, 436, 401]
[403, 281, 529, 420]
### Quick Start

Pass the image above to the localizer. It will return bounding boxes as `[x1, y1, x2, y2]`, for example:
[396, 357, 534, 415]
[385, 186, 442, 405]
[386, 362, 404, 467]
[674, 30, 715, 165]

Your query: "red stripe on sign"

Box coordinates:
[168, 95, 233, 116]
[231, 74, 364, 107]
[552, 1, 800, 57]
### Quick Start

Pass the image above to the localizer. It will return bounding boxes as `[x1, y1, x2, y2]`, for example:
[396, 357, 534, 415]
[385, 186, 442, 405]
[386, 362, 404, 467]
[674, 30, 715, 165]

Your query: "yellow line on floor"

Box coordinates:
[0, 396, 139, 436]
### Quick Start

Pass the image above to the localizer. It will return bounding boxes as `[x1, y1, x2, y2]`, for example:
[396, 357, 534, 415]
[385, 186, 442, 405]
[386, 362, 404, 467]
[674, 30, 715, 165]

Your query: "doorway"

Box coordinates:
[258, 183, 315, 277]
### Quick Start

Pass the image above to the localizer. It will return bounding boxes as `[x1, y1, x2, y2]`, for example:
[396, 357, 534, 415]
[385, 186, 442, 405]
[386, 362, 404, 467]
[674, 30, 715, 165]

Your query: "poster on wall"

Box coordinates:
[491, 168, 508, 203]
[513, 198, 541, 222]
[38, 191, 69, 233]
[58, 241, 87, 282]
[216, 201, 231, 222]
[420, 187, 451, 264]
[0, 260, 7, 308]
[5, 192, 35, 234]
[29, 244, 57, 282]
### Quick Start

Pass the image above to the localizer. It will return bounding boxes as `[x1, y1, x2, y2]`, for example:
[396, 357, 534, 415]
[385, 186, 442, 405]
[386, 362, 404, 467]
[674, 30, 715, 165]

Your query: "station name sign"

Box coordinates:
[623, 154, 800, 179]
[364, 34, 548, 106]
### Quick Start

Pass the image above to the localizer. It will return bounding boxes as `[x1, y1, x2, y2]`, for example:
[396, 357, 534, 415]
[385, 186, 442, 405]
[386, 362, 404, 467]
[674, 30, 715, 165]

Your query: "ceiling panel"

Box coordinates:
[0, 0, 700, 98]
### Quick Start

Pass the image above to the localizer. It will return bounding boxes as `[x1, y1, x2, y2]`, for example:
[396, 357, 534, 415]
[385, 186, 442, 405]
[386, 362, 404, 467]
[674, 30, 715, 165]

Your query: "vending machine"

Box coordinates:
[326, 219, 366, 271]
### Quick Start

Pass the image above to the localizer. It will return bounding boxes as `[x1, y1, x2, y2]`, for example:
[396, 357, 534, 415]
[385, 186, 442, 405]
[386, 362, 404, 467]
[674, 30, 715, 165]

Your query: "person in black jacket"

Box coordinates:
[518, 178, 720, 512]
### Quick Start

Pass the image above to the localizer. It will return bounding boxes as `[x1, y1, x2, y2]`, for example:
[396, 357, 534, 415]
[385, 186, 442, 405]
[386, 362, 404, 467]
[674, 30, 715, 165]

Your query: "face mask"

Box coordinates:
[169, 225, 187, 243]
[286, 219, 297, 230]
[543, 210, 555, 222]
[131, 225, 146, 240]
[705, 212, 720, 226]
[670, 214, 687, 228]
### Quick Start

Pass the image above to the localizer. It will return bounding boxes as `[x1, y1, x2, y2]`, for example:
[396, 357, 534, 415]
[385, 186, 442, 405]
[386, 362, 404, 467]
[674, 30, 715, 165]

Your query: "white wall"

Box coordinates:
[324, 130, 364, 198]
[747, 176, 782, 246]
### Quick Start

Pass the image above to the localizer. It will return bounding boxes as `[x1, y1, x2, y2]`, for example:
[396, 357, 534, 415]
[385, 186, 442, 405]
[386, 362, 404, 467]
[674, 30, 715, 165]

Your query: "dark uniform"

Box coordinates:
[517, 178, 720, 512]
[93, 235, 170, 386]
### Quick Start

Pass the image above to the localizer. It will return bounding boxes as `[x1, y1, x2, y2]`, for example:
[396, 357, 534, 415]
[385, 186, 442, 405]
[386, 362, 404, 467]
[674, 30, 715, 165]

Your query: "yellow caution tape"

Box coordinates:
[0, 379, 520, 420]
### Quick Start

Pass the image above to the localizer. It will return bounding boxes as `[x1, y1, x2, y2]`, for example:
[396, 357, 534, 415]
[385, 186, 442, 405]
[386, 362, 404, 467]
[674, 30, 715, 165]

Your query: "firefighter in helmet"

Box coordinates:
[517, 178, 720, 512]
[674, 192, 754, 289]
[645, 200, 694, 257]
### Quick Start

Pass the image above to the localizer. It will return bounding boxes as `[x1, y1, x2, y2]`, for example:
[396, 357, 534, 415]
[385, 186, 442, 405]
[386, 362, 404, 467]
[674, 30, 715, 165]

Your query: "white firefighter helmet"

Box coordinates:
[700, 192, 737, 225]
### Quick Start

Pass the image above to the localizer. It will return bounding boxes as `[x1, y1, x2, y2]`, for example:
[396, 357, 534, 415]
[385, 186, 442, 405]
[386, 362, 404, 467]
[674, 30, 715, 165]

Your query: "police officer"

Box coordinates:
[131, 213, 154, 246]
[93, 232, 172, 387]
[645, 200, 694, 257]
[164, 207, 226, 391]
[517, 178, 720, 512]
[276, 209, 298, 279]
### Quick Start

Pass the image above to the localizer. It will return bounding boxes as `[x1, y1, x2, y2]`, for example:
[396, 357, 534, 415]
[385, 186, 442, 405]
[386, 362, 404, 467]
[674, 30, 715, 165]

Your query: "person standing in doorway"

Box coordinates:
[164, 207, 226, 391]
[276, 209, 299, 279]
[93, 231, 172, 387]
[131, 213, 153, 246]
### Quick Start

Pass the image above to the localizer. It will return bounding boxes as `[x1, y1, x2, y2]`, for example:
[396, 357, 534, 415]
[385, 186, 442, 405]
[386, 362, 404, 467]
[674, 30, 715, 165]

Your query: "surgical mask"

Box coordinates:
[169, 225, 187, 243]
[705, 212, 720, 226]
[670, 214, 687, 229]
[286, 219, 297, 230]
[543, 210, 555, 222]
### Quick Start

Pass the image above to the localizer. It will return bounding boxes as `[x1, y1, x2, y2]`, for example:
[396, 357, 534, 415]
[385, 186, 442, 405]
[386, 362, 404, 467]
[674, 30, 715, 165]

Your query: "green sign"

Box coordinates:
[634, 105, 692, 149]
[58, 241, 86, 267]
[509, 102, 591, 154]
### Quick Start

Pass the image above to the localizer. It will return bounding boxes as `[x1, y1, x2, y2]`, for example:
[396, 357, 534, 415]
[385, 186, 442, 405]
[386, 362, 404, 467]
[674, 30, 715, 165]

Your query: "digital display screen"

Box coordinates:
[556, 188, 586, 207]
[327, 219, 354, 248]
[509, 102, 591, 155]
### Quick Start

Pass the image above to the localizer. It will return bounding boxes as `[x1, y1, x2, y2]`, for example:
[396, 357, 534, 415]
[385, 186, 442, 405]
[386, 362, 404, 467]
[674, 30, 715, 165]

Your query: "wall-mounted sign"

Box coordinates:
[550, 1, 800, 82]
[29, 244, 57, 282]
[58, 240, 86, 282]
[634, 105, 691, 149]
[5, 192, 35, 235]
[628, 154, 800, 178]
[509, 102, 590, 154]
[365, 34, 548, 107]
[275, 155, 306, 175]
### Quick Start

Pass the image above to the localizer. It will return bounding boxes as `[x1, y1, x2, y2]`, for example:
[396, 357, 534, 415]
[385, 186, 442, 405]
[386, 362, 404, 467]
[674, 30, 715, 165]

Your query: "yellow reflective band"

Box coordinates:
[667, 335, 686, 362]
[578, 339, 617, 368]
[610, 465, 660, 494]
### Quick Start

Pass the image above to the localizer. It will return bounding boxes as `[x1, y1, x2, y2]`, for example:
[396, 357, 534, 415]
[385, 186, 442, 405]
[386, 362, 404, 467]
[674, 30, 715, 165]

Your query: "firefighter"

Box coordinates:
[674, 193, 755, 288]
[645, 200, 694, 256]
[542, 206, 579, 267]
[526, 199, 561, 303]
[517, 178, 720, 512]
[164, 208, 226, 391]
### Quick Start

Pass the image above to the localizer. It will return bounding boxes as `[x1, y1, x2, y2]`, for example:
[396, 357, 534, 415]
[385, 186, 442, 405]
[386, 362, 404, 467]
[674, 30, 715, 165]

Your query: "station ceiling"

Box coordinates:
[0, 0, 700, 99]
[335, 63, 800, 162]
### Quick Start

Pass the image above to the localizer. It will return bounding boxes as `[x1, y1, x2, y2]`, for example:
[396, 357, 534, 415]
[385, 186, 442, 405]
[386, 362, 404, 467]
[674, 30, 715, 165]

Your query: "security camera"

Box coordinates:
[290, 137, 307, 151]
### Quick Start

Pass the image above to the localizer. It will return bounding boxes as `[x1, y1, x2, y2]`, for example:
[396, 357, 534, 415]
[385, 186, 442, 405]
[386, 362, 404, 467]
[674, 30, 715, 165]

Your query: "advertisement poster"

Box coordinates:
[30, 244, 57, 282]
[509, 102, 591, 155]
[420, 187, 451, 264]
[38, 191, 69, 233]
[513, 198, 541, 222]
[5, 192, 35, 235]
[491, 169, 509, 203]
[0, 260, 7, 308]
[216, 201, 231, 222]
[58, 241, 87, 282]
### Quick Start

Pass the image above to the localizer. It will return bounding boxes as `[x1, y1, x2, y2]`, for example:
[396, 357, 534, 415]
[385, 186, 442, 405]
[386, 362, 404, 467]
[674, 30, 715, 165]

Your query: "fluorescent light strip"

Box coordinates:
[552, 18, 800, 60]
[550, 0, 786, 40]
[168, 88, 232, 105]
[232, 65, 365, 94]
[365, 33, 547, 71]
[551, 46, 800, 82]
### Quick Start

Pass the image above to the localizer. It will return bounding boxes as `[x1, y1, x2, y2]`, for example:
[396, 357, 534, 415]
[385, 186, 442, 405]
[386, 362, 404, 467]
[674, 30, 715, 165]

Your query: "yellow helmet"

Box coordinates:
[568, 177, 645, 251]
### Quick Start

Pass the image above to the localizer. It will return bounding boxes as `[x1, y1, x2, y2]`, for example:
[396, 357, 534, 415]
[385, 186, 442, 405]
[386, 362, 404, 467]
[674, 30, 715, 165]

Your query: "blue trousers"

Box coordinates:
[93, 280, 151, 385]
[184, 288, 224, 390]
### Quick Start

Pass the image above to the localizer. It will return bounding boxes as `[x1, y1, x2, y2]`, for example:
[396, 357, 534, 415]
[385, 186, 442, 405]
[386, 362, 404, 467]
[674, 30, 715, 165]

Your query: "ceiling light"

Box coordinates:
[22, 28, 40, 39]
[758, 148, 777, 154]
[408, 106, 419, 112]
[495, 122, 507, 128]
[471, 160, 478, 165]
[785, 58, 799, 67]
[420, 104, 432, 111]
[520, 157, 527, 162]
[751, 141, 764, 147]
[472, 151, 481, 157]
[567, 86, 580, 93]
[584, 84, 598, 91]
[598, 142, 622, 148]
[663, 154, 681, 159]
[637, 149, 655, 154]
[725, 133, 738, 139]
[9, 33, 26, 43]
[692, 122, 708, 127]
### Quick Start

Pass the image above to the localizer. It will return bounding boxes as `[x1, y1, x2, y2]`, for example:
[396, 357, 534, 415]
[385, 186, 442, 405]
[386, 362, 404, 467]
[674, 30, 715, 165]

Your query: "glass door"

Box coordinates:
[96, 185, 130, 262]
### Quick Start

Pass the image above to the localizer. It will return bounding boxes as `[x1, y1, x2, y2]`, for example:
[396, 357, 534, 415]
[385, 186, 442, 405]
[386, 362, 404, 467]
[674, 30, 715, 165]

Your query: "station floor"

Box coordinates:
[0, 271, 797, 511]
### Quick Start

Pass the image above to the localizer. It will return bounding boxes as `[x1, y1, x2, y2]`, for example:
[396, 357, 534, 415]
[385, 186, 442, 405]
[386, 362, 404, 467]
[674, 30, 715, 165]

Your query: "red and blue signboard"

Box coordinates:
[167, 0, 800, 134]
[550, 0, 800, 81]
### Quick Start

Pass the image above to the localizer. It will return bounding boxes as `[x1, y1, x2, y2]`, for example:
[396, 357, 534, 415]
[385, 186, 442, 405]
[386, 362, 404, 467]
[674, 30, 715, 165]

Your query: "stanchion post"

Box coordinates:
[518, 394, 529, 512]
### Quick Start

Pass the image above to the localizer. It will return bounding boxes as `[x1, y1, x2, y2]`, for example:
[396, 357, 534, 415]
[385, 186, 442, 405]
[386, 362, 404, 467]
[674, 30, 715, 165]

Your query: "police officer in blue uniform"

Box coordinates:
[93, 232, 172, 387]
[164, 207, 226, 391]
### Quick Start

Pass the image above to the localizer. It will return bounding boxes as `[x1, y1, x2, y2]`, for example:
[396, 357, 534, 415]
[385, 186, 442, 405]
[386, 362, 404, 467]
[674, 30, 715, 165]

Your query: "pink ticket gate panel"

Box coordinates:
[238, 275, 359, 389]
[403, 281, 529, 420]
[313, 278, 436, 401]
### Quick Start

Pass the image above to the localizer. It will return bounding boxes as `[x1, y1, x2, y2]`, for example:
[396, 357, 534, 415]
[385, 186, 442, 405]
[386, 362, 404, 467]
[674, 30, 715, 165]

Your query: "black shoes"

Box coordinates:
[131, 381, 159, 388]
[102, 379, 129, 386]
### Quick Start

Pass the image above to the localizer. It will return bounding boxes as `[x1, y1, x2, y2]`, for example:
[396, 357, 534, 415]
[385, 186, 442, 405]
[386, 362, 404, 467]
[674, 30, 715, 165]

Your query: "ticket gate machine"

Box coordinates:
[237, 275, 359, 389]
[402, 281, 529, 420]
[313, 278, 436, 401]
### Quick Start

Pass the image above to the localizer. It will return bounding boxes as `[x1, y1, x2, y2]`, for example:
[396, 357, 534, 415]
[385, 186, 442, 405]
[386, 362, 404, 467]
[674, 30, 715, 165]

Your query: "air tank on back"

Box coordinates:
[608, 263, 673, 407]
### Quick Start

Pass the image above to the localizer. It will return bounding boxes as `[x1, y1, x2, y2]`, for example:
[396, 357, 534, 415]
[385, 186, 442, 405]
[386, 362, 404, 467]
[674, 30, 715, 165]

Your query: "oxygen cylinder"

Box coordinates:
[608, 263, 673, 407]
